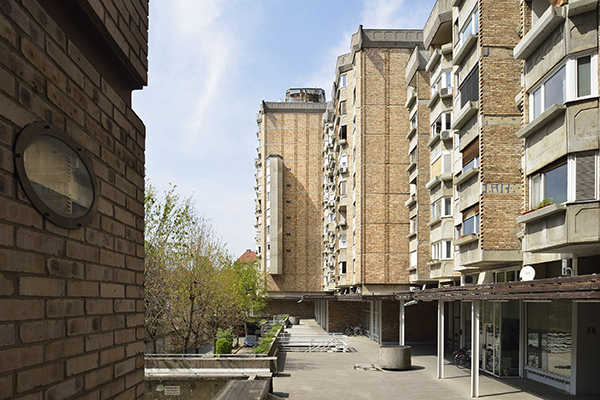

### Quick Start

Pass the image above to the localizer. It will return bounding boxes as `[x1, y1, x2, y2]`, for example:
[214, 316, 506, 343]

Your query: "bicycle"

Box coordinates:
[452, 347, 471, 369]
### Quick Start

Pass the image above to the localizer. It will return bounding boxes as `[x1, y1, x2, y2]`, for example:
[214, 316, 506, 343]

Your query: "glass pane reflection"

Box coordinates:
[23, 136, 94, 218]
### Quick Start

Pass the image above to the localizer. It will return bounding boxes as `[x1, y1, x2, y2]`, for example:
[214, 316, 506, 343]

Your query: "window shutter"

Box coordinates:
[462, 138, 479, 167]
[576, 152, 597, 201]
[443, 153, 452, 174]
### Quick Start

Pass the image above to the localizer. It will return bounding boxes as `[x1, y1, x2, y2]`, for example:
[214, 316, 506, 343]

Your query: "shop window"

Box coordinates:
[526, 300, 572, 378]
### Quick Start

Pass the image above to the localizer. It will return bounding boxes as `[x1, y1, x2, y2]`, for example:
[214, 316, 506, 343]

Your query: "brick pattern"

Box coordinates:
[354, 48, 413, 286]
[259, 111, 324, 293]
[0, 1, 146, 398]
[85, 0, 149, 83]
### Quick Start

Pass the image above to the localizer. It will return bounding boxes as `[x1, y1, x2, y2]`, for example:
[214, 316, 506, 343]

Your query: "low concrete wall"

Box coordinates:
[145, 376, 272, 400]
[145, 356, 276, 371]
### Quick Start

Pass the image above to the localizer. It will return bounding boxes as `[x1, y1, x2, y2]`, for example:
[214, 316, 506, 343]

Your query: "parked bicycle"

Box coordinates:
[452, 347, 471, 369]
[344, 323, 363, 336]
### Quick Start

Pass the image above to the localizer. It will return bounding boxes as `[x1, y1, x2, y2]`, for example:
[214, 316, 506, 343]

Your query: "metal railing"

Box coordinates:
[278, 333, 355, 353]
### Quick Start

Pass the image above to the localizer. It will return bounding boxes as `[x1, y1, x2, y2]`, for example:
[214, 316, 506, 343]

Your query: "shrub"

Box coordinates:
[216, 327, 235, 348]
[215, 337, 232, 354]
[271, 323, 282, 334]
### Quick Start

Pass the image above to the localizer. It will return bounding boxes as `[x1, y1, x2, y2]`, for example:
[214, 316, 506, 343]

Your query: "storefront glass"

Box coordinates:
[527, 301, 572, 378]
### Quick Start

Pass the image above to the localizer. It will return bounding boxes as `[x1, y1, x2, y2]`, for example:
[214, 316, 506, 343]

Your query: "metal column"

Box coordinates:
[399, 300, 405, 346]
[471, 301, 480, 398]
[437, 299, 444, 379]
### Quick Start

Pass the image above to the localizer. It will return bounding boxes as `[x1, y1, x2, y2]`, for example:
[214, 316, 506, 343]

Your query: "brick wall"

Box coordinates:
[0, 1, 147, 398]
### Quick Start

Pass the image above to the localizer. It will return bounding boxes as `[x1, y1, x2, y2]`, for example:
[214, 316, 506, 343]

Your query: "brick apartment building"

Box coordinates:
[257, 0, 600, 396]
[0, 1, 148, 398]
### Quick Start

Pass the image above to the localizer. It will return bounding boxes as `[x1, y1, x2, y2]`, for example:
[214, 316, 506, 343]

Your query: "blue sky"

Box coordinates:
[132, 0, 437, 258]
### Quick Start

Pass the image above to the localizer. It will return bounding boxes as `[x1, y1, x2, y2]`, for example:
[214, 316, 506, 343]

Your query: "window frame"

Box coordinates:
[432, 240, 453, 260]
[529, 52, 598, 121]
[456, 7, 479, 49]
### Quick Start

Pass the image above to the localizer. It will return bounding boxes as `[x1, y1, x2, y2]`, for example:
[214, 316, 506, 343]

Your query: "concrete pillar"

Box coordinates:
[437, 299, 444, 379]
[471, 301, 480, 398]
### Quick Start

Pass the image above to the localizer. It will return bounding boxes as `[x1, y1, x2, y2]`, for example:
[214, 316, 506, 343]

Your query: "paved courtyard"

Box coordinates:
[272, 319, 594, 400]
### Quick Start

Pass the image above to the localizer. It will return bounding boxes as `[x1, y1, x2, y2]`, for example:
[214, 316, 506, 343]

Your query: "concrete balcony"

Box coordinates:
[423, 0, 453, 49]
[405, 48, 429, 86]
[517, 202, 600, 254]
[457, 238, 522, 269]
[428, 260, 458, 280]
[405, 86, 417, 110]
[452, 33, 477, 66]
[451, 101, 478, 130]
[514, 5, 566, 60]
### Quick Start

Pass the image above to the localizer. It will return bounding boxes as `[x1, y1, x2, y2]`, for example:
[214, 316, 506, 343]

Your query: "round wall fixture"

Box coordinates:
[14, 122, 99, 229]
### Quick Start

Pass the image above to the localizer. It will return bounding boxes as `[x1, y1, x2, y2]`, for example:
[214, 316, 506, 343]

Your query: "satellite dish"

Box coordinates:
[520, 265, 535, 281]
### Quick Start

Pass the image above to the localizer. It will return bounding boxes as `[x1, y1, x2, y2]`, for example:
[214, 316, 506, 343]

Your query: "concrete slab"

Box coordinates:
[273, 319, 596, 400]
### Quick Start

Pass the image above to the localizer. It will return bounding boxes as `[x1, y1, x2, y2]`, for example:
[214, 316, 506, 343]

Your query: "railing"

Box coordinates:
[278, 333, 355, 353]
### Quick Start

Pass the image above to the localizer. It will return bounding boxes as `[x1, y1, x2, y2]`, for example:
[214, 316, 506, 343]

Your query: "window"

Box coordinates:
[410, 216, 416, 234]
[266, 225, 270, 235]
[339, 180, 347, 196]
[432, 70, 452, 94]
[462, 214, 479, 236]
[410, 113, 417, 129]
[432, 240, 452, 260]
[457, 7, 478, 49]
[339, 234, 347, 249]
[459, 65, 479, 108]
[432, 197, 452, 220]
[462, 138, 479, 172]
[328, 213, 335, 223]
[530, 54, 598, 120]
[410, 251, 417, 268]
[340, 74, 347, 88]
[493, 269, 518, 283]
[432, 112, 452, 136]
[573, 151, 598, 201]
[339, 125, 347, 141]
[339, 100, 347, 115]
[339, 154, 348, 168]
[339, 261, 347, 275]
[530, 162, 568, 207]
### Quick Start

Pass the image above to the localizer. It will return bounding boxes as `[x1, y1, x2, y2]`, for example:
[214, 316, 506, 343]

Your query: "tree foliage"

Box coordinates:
[144, 181, 266, 353]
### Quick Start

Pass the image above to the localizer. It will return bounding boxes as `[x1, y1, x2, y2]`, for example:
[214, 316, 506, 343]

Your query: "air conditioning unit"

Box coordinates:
[440, 87, 453, 98]
[462, 273, 478, 285]
[440, 130, 452, 140]
[339, 167, 347, 174]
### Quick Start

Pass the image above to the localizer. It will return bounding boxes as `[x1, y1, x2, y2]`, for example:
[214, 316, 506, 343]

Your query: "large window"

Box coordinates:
[432, 197, 452, 220]
[527, 300, 572, 378]
[339, 234, 347, 249]
[457, 7, 479, 49]
[531, 162, 568, 207]
[530, 54, 598, 120]
[462, 214, 479, 236]
[432, 240, 452, 260]
[410, 251, 417, 268]
[531, 152, 598, 207]
[460, 65, 479, 108]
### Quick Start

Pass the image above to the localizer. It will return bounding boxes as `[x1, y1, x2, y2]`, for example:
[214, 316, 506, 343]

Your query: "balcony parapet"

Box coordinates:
[405, 195, 417, 207]
[406, 48, 429, 85]
[454, 233, 479, 246]
[453, 33, 478, 66]
[426, 49, 442, 73]
[568, 0, 598, 16]
[516, 203, 567, 224]
[405, 88, 417, 110]
[451, 101, 478, 130]
[516, 104, 566, 139]
[453, 167, 478, 187]
[514, 6, 566, 60]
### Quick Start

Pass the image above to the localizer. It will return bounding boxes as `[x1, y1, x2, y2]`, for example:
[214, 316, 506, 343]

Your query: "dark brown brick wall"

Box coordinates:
[0, 1, 147, 398]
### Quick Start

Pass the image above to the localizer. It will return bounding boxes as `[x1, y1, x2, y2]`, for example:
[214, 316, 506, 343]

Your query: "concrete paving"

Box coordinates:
[272, 319, 595, 400]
